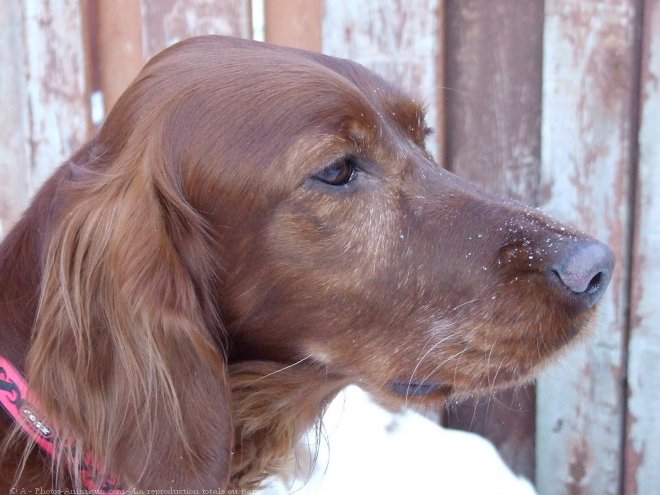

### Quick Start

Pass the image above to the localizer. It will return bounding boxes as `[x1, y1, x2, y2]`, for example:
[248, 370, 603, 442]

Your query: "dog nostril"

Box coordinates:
[551, 240, 615, 308]
[586, 271, 603, 294]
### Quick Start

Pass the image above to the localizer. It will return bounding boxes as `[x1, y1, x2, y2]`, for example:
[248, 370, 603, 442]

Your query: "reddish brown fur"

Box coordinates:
[0, 36, 608, 491]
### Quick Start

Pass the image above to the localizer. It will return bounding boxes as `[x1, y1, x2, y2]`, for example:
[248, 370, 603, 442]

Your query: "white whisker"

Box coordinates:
[251, 355, 314, 383]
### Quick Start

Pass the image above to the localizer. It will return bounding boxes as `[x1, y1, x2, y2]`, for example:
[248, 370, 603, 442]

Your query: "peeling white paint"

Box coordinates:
[536, 1, 637, 494]
[20, 1, 89, 194]
[321, 0, 441, 159]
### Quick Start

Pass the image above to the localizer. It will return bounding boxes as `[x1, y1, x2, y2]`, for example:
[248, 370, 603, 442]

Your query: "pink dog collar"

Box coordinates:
[0, 355, 123, 493]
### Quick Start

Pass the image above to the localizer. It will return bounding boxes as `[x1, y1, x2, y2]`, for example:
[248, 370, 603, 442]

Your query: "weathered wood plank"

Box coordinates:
[442, 0, 544, 481]
[0, 0, 90, 239]
[141, 0, 252, 59]
[0, 0, 30, 238]
[96, 0, 144, 112]
[20, 0, 91, 191]
[625, 0, 660, 493]
[536, 1, 638, 494]
[265, 0, 323, 52]
[321, 0, 443, 160]
[443, 0, 544, 201]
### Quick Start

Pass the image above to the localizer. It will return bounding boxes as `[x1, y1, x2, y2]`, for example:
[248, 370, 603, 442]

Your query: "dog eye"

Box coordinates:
[313, 156, 357, 186]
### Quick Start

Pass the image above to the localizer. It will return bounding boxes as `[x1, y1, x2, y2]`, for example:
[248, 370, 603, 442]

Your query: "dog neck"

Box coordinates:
[0, 212, 44, 370]
[0, 164, 75, 370]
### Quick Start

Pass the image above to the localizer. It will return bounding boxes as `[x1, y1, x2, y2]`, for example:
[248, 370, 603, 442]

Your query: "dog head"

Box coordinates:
[22, 36, 613, 489]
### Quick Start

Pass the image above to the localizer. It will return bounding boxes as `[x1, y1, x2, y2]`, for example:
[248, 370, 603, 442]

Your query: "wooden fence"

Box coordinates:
[0, 1, 658, 494]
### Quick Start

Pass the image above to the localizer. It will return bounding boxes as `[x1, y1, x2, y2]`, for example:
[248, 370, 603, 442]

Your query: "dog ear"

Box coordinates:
[25, 140, 231, 490]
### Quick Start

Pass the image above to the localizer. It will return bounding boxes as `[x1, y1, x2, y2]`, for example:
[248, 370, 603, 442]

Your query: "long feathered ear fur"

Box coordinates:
[24, 134, 231, 490]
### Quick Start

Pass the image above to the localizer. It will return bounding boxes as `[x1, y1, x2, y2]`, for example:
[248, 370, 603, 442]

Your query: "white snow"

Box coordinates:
[259, 386, 537, 495]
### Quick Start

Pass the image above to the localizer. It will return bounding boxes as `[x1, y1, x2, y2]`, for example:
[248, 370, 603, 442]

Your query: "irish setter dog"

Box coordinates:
[0, 36, 614, 492]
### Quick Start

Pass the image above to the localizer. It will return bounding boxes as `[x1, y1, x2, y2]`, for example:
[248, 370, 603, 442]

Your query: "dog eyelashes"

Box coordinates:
[313, 155, 359, 186]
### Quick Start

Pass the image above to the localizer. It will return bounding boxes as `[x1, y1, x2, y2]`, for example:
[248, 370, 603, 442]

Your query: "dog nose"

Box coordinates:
[551, 240, 615, 309]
